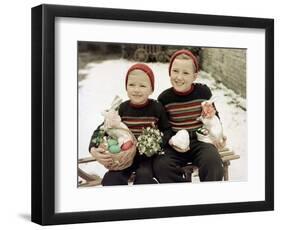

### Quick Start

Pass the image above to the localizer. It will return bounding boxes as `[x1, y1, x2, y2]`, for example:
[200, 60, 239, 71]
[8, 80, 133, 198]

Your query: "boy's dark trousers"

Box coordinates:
[102, 154, 158, 186]
[153, 138, 224, 182]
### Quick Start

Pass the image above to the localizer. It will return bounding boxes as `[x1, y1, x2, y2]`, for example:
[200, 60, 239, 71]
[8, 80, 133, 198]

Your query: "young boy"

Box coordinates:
[89, 63, 172, 185]
[153, 49, 224, 182]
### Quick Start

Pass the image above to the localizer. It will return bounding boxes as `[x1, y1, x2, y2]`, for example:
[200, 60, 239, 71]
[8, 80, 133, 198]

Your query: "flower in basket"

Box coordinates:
[137, 126, 164, 157]
[91, 127, 106, 148]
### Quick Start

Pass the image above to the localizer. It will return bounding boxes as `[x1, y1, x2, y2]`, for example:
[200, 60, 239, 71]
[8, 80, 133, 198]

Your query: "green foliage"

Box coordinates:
[92, 128, 106, 147]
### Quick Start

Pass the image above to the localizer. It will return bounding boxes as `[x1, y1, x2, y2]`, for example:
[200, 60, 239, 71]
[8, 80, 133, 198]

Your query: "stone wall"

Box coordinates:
[200, 48, 246, 98]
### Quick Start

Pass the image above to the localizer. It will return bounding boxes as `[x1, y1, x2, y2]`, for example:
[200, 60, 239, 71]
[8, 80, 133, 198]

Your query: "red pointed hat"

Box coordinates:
[168, 49, 199, 75]
[125, 63, 155, 91]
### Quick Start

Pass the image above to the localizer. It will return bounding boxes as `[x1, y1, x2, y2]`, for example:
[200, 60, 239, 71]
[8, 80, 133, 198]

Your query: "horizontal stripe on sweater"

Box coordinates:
[128, 130, 143, 137]
[171, 123, 203, 132]
[170, 110, 202, 118]
[122, 117, 158, 122]
[121, 116, 159, 137]
[164, 99, 203, 110]
[169, 119, 201, 126]
[164, 100, 205, 131]
[170, 113, 201, 122]
[167, 106, 202, 115]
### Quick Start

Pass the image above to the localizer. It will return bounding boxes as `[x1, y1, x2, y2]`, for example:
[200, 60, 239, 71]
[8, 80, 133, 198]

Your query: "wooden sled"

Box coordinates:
[78, 147, 240, 186]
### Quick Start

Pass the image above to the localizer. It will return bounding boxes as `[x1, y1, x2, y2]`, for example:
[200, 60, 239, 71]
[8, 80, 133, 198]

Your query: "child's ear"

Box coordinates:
[193, 72, 199, 80]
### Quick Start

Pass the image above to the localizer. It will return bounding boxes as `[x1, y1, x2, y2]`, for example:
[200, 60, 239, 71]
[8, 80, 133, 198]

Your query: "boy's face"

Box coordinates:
[126, 69, 153, 105]
[170, 58, 197, 92]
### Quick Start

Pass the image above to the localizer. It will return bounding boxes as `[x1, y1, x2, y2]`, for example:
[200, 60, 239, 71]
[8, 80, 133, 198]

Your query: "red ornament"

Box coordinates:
[121, 141, 134, 151]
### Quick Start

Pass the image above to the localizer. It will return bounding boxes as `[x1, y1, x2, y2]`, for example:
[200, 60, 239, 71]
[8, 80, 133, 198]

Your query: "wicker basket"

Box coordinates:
[101, 127, 137, 171]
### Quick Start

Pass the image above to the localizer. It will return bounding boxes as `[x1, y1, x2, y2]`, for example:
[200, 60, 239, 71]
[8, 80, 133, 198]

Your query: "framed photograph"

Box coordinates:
[31, 4, 274, 225]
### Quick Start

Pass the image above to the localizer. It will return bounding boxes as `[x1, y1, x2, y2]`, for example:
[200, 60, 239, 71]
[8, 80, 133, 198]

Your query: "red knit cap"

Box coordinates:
[168, 49, 199, 75]
[125, 63, 155, 91]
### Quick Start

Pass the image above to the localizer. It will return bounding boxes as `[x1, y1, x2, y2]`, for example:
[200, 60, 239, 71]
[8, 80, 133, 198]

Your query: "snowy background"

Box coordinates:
[78, 59, 247, 182]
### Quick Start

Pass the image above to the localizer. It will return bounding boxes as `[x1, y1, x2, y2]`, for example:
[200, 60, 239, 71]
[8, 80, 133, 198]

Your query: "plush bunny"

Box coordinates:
[101, 96, 134, 151]
[102, 109, 133, 148]
[196, 97, 226, 149]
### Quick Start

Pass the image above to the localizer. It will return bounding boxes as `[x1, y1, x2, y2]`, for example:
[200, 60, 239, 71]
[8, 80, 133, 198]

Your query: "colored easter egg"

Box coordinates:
[107, 139, 118, 146]
[109, 144, 121, 154]
[121, 141, 134, 151]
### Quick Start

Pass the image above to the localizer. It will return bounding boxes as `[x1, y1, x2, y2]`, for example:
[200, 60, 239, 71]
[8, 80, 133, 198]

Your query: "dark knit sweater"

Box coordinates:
[158, 83, 217, 134]
[88, 99, 173, 152]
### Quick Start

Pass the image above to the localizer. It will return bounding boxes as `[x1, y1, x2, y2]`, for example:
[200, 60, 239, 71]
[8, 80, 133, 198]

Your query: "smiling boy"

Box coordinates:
[153, 49, 224, 182]
[89, 63, 172, 185]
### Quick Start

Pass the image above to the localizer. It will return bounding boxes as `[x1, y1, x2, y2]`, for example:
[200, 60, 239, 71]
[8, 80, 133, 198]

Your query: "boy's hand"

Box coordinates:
[116, 143, 137, 169]
[90, 147, 113, 169]
[201, 102, 216, 118]
[104, 141, 137, 171]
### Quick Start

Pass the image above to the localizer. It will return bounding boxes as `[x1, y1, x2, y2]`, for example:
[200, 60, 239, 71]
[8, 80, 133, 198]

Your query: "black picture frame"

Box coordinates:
[31, 4, 274, 225]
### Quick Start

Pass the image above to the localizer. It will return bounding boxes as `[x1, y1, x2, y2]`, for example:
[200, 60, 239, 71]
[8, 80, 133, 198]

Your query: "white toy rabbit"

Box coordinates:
[102, 96, 134, 149]
[196, 97, 226, 149]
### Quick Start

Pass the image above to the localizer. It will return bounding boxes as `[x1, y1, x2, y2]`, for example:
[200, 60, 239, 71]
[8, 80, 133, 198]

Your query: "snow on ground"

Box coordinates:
[79, 59, 247, 183]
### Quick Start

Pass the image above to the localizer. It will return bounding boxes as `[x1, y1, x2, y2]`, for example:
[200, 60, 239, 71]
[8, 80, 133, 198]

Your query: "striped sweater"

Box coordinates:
[158, 83, 215, 133]
[89, 99, 173, 151]
[118, 100, 171, 138]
